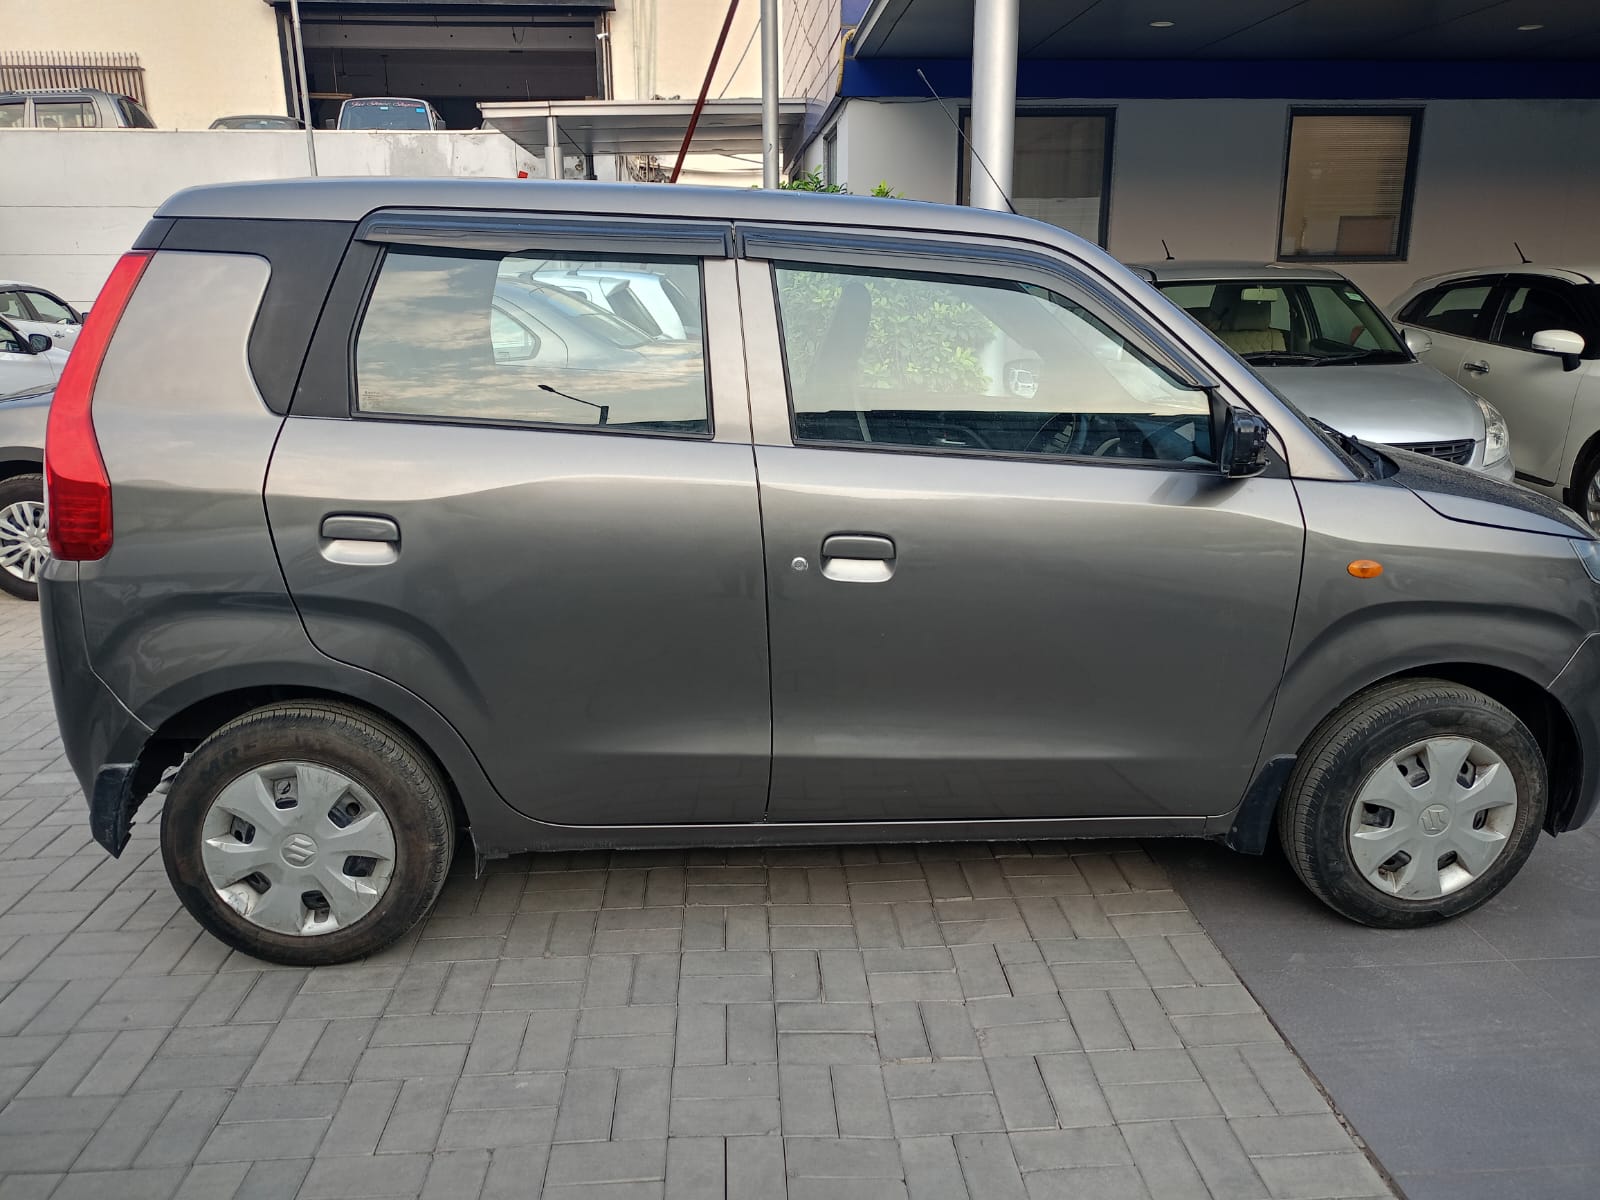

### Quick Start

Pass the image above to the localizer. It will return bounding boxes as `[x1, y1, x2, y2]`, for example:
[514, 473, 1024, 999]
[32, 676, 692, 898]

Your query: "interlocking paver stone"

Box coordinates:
[0, 597, 1394, 1198]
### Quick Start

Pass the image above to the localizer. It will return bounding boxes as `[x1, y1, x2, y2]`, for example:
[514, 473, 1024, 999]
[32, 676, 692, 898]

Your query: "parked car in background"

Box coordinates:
[0, 281, 83, 350]
[0, 384, 49, 600]
[1391, 265, 1600, 521]
[0, 316, 65, 399]
[209, 114, 302, 130]
[40, 180, 1600, 965]
[514, 265, 704, 342]
[1135, 262, 1513, 480]
[337, 97, 444, 130]
[0, 87, 154, 129]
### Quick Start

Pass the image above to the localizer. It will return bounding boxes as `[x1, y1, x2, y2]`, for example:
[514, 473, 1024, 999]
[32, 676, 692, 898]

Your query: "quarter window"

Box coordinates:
[354, 248, 709, 435]
[1279, 110, 1419, 260]
[1405, 284, 1494, 338]
[773, 263, 1212, 465]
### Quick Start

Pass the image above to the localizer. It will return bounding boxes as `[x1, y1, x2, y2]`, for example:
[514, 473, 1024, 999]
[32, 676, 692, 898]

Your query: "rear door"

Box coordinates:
[0, 319, 57, 393]
[1395, 275, 1502, 381]
[266, 216, 771, 826]
[738, 233, 1306, 825]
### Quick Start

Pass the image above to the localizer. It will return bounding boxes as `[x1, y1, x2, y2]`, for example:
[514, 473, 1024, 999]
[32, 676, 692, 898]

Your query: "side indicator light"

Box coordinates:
[1348, 560, 1384, 579]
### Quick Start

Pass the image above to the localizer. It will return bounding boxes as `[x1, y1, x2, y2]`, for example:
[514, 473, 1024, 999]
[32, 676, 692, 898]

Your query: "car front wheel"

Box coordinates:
[1279, 679, 1546, 927]
[161, 701, 455, 966]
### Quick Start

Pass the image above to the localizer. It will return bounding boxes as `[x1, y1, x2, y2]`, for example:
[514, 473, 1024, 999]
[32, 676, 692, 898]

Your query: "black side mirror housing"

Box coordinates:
[1219, 405, 1272, 478]
[26, 333, 52, 354]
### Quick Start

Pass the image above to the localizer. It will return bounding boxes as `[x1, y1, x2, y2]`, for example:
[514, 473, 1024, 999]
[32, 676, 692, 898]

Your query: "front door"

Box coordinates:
[267, 231, 771, 826]
[1461, 277, 1588, 488]
[741, 249, 1305, 824]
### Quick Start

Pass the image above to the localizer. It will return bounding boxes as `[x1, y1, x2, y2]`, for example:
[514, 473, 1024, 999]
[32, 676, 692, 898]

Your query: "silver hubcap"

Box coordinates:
[200, 763, 397, 936]
[0, 500, 48, 583]
[1586, 471, 1600, 529]
[1348, 736, 1518, 900]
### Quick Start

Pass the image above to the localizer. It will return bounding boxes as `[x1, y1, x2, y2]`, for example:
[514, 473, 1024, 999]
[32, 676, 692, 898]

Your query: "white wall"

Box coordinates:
[833, 97, 1600, 303]
[0, 130, 541, 305]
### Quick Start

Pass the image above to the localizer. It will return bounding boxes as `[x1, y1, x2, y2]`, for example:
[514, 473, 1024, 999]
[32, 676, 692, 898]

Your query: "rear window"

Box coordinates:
[354, 247, 710, 435]
[1403, 283, 1493, 337]
[118, 97, 156, 128]
[340, 99, 432, 130]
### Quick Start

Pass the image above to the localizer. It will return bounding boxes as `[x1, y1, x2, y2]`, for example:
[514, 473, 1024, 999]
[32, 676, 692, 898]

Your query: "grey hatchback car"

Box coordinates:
[40, 180, 1600, 965]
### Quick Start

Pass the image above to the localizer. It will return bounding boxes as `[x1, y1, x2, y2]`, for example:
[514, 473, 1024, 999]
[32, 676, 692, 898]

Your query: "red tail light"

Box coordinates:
[45, 251, 150, 561]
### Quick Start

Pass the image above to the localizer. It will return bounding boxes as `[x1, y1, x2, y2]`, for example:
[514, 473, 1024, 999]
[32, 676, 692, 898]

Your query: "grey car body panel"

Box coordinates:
[0, 386, 48, 465]
[36, 181, 1600, 869]
[1381, 447, 1592, 538]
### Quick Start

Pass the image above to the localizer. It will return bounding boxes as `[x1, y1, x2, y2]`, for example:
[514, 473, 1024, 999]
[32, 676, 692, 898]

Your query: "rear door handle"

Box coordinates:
[1463, 360, 1490, 375]
[820, 533, 895, 583]
[319, 514, 399, 566]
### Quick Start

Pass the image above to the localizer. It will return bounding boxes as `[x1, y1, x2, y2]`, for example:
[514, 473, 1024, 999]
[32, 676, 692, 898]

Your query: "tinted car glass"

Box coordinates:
[355, 248, 708, 434]
[774, 263, 1212, 463]
[1157, 279, 1405, 361]
[1407, 284, 1493, 336]
[340, 99, 433, 130]
[35, 100, 98, 128]
[0, 103, 23, 128]
[1497, 284, 1582, 350]
[119, 97, 156, 128]
[23, 291, 74, 323]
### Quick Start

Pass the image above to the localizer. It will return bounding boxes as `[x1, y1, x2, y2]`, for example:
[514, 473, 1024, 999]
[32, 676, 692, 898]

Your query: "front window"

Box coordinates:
[773, 262, 1212, 465]
[960, 111, 1113, 246]
[1279, 110, 1419, 261]
[1158, 279, 1408, 367]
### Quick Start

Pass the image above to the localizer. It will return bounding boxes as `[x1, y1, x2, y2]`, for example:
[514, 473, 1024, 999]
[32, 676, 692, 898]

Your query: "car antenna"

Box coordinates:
[1161, 239, 1174, 262]
[539, 383, 608, 425]
[916, 68, 1018, 216]
[1514, 241, 1531, 264]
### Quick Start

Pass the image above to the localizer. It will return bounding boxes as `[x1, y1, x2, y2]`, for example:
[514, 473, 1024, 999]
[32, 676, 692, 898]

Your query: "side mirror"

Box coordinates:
[1219, 405, 1272, 479]
[1402, 327, 1432, 356]
[26, 333, 52, 354]
[1531, 328, 1586, 372]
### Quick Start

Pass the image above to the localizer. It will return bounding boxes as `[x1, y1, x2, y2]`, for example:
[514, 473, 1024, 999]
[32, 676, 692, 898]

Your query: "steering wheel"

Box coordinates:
[1022, 412, 1080, 456]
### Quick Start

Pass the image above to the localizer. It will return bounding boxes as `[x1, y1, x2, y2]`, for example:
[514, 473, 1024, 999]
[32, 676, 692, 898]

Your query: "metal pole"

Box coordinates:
[760, 0, 780, 187]
[969, 0, 1017, 210]
[288, 0, 318, 176]
[670, 0, 741, 184]
[546, 113, 562, 180]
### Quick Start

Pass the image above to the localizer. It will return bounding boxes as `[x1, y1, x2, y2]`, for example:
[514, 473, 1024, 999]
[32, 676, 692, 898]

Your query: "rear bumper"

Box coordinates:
[40, 569, 155, 855]
[1550, 632, 1600, 832]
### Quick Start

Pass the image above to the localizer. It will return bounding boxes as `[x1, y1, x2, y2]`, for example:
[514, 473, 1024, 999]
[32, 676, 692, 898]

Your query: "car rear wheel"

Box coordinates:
[161, 702, 455, 966]
[0, 473, 47, 602]
[1279, 679, 1546, 927]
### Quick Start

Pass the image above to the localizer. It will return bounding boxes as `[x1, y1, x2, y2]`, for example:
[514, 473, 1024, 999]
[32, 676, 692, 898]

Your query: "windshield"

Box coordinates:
[339, 99, 433, 130]
[1158, 279, 1409, 366]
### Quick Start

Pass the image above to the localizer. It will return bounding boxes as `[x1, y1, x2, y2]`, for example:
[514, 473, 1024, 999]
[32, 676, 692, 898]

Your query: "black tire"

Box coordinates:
[161, 701, 455, 966]
[0, 472, 45, 602]
[1570, 452, 1600, 529]
[1278, 678, 1546, 927]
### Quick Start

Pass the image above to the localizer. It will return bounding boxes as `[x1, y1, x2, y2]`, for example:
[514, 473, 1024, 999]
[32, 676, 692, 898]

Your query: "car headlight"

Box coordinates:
[1474, 395, 1511, 467]
[1574, 538, 1600, 583]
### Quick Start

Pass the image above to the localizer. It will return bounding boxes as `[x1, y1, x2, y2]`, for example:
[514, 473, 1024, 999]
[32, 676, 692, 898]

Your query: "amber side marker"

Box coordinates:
[1348, 560, 1384, 579]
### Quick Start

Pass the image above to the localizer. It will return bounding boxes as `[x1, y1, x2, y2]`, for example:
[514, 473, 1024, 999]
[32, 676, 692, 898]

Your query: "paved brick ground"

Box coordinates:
[0, 596, 1394, 1199]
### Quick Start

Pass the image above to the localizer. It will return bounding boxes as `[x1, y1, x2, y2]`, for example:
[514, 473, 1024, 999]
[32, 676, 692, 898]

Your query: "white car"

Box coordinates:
[512, 266, 702, 342]
[1391, 265, 1600, 519]
[0, 282, 82, 350]
[0, 316, 66, 397]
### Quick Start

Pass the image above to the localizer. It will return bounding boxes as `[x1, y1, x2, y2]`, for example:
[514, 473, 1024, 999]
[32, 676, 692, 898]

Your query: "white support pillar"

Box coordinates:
[760, 0, 781, 187]
[969, 0, 1018, 211]
[546, 114, 562, 180]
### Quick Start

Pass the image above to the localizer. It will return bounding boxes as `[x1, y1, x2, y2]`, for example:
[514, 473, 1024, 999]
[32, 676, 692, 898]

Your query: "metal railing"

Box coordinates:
[0, 51, 147, 108]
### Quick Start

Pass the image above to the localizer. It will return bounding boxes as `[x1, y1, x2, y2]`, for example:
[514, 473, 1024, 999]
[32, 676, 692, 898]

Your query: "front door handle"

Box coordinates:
[319, 514, 399, 566]
[820, 533, 895, 583]
[1463, 360, 1490, 375]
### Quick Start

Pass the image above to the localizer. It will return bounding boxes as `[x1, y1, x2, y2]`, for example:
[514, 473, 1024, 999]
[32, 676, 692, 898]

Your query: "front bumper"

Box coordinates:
[1550, 632, 1600, 832]
[40, 569, 155, 855]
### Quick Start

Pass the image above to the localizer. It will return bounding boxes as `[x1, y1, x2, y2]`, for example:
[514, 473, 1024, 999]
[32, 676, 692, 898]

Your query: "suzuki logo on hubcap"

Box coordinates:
[281, 833, 318, 867]
[1419, 804, 1452, 836]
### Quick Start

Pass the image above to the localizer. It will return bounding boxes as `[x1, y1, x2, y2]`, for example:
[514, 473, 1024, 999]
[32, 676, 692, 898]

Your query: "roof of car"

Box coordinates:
[155, 178, 1129, 270]
[1405, 264, 1600, 287]
[1127, 260, 1355, 284]
[0, 87, 118, 98]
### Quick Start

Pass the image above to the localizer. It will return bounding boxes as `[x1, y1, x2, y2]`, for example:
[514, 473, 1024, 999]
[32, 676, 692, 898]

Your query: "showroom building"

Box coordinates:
[785, 0, 1600, 300]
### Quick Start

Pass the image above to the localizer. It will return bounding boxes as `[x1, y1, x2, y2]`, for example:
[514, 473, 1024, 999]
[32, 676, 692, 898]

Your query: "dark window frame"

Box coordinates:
[348, 243, 718, 442]
[1487, 275, 1591, 354]
[765, 255, 1222, 473]
[955, 106, 1116, 249]
[1276, 106, 1423, 264]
